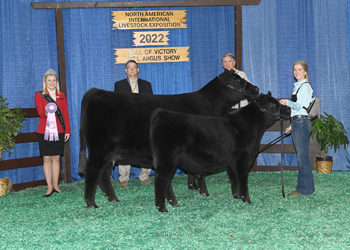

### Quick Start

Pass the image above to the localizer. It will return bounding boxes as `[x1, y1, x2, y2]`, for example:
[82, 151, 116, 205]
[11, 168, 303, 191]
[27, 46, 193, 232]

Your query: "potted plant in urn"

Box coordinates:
[310, 112, 349, 173]
[0, 95, 26, 160]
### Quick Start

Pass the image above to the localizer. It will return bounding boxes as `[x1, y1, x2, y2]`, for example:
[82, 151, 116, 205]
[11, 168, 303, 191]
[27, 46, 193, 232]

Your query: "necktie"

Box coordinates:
[131, 80, 137, 93]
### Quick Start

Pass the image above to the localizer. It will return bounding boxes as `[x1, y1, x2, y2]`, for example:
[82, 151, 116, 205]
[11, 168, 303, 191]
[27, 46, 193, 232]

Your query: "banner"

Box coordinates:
[114, 47, 190, 64]
[133, 31, 169, 46]
[112, 10, 187, 30]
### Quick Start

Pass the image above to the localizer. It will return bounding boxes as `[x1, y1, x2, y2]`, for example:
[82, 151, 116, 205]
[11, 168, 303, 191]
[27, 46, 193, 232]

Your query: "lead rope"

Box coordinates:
[280, 119, 285, 198]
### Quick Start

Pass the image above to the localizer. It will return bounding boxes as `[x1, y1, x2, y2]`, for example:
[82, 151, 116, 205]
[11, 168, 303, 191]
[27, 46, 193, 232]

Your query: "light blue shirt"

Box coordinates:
[286, 79, 313, 117]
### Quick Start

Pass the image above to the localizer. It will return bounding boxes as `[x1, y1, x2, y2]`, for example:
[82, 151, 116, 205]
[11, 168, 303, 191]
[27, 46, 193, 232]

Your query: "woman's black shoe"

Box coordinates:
[43, 190, 54, 197]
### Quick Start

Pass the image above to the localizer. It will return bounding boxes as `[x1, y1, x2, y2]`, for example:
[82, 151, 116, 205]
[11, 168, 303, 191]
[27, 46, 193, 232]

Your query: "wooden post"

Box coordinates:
[235, 5, 242, 70]
[55, 9, 71, 183]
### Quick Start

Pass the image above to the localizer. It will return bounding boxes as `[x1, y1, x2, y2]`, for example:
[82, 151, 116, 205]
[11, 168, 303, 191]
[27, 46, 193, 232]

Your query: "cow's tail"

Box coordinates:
[78, 97, 88, 175]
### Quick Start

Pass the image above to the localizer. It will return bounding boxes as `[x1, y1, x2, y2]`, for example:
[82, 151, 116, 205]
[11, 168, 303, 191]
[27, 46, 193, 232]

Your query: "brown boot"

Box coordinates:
[141, 179, 152, 184]
[120, 181, 128, 187]
[288, 191, 303, 196]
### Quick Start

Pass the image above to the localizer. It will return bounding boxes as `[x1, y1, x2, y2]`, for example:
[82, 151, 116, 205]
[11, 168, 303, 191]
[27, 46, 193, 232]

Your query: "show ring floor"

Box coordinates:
[1, 171, 349, 249]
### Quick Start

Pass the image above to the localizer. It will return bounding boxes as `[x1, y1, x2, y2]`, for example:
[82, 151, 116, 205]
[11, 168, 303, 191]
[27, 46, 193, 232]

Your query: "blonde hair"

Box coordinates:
[221, 53, 236, 63]
[293, 61, 309, 82]
[42, 69, 60, 95]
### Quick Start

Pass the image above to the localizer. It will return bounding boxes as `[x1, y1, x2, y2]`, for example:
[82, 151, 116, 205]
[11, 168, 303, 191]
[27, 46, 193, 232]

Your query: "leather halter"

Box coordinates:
[217, 75, 249, 95]
[257, 101, 282, 119]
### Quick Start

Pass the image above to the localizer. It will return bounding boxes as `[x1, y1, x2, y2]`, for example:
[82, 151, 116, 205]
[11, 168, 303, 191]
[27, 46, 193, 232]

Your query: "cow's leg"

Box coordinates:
[196, 174, 210, 196]
[187, 173, 198, 190]
[227, 165, 240, 199]
[238, 176, 251, 204]
[97, 167, 120, 203]
[84, 158, 102, 208]
[154, 170, 169, 213]
[165, 182, 178, 207]
[154, 159, 178, 212]
[235, 163, 251, 204]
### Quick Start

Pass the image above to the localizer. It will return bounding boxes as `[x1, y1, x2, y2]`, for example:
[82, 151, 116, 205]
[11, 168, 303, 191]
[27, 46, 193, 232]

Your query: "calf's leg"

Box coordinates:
[154, 159, 178, 213]
[84, 158, 102, 208]
[197, 175, 210, 196]
[235, 164, 251, 204]
[187, 173, 198, 190]
[227, 166, 240, 199]
[97, 167, 120, 203]
[155, 171, 170, 213]
[165, 183, 178, 207]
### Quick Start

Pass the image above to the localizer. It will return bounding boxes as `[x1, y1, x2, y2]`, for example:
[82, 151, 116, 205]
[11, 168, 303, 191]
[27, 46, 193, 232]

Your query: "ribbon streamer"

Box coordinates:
[44, 102, 59, 141]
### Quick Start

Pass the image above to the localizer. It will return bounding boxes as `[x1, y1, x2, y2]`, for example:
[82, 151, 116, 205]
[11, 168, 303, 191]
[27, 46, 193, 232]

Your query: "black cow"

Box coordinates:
[150, 92, 291, 212]
[79, 70, 259, 208]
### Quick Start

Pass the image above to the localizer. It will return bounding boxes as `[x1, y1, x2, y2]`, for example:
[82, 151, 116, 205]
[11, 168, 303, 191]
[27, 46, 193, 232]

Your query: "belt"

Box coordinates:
[290, 115, 308, 122]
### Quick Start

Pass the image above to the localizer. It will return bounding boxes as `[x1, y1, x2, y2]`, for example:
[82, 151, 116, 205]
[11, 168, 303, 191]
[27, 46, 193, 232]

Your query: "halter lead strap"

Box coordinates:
[280, 119, 285, 198]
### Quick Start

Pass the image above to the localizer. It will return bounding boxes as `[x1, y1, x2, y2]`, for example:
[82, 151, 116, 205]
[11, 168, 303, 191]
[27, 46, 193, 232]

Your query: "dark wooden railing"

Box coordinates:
[0, 108, 67, 191]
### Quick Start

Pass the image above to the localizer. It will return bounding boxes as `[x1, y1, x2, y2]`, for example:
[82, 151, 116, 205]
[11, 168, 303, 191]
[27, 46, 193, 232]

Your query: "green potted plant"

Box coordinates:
[0, 95, 26, 160]
[310, 112, 349, 173]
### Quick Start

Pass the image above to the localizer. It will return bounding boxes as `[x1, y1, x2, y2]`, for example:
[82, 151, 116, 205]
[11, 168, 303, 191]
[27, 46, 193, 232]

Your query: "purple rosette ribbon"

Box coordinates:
[44, 102, 59, 141]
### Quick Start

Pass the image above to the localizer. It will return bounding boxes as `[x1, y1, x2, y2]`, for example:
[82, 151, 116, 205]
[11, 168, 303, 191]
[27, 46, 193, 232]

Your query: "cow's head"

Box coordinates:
[255, 92, 291, 119]
[218, 69, 259, 99]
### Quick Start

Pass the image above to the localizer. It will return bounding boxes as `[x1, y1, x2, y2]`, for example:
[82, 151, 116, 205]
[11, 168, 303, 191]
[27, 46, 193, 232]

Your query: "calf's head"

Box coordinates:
[255, 92, 291, 120]
[219, 69, 259, 99]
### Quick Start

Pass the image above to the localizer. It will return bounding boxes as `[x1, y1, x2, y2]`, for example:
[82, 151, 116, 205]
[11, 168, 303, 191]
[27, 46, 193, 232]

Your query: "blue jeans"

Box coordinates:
[291, 117, 315, 194]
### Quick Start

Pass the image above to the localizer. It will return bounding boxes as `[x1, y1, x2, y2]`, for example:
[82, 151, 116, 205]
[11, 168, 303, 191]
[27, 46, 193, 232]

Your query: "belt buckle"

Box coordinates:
[292, 115, 299, 121]
[292, 115, 306, 121]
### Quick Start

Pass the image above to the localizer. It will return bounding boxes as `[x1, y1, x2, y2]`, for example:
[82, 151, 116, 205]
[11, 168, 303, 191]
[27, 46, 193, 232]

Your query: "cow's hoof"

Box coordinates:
[105, 195, 120, 202]
[111, 197, 120, 203]
[240, 195, 251, 204]
[156, 206, 168, 213]
[87, 203, 99, 208]
[167, 199, 179, 207]
[200, 191, 210, 197]
[188, 184, 197, 190]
